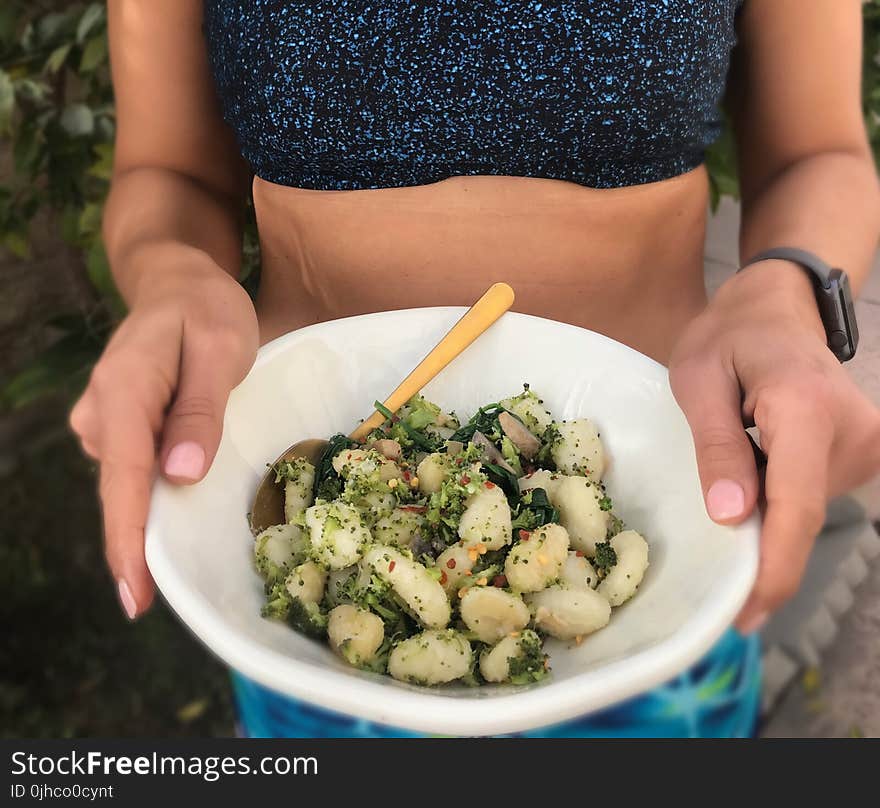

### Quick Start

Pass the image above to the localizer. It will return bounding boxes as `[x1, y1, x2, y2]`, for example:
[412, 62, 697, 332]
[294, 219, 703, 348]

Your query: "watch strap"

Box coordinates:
[740, 247, 859, 362]
[743, 248, 834, 287]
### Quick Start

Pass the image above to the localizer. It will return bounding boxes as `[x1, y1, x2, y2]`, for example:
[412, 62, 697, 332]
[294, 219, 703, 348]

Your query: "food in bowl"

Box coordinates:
[252, 386, 649, 687]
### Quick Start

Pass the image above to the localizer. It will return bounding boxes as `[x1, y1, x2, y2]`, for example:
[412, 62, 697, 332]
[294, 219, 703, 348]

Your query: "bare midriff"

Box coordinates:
[253, 166, 712, 364]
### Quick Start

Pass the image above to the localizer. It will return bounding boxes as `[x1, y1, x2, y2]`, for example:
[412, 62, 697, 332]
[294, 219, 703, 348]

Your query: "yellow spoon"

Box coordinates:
[250, 283, 516, 533]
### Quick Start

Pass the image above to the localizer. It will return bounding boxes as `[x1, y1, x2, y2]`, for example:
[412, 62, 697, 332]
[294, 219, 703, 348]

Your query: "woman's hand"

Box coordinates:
[69, 246, 259, 619]
[669, 260, 880, 633]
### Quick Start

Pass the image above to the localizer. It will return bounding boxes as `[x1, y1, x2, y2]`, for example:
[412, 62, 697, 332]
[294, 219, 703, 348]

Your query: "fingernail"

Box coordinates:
[164, 441, 206, 481]
[118, 579, 138, 621]
[738, 610, 768, 636]
[706, 479, 745, 521]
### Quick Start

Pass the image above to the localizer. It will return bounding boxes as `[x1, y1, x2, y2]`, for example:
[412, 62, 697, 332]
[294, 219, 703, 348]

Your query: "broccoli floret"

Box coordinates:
[499, 436, 524, 476]
[337, 570, 414, 639]
[507, 630, 550, 684]
[261, 581, 293, 621]
[593, 541, 618, 575]
[315, 477, 344, 501]
[259, 560, 287, 586]
[403, 394, 443, 430]
[287, 598, 328, 639]
[534, 422, 562, 468]
[262, 580, 328, 638]
[273, 456, 313, 485]
[373, 400, 442, 453]
[352, 636, 393, 675]
[423, 461, 486, 549]
[606, 512, 625, 540]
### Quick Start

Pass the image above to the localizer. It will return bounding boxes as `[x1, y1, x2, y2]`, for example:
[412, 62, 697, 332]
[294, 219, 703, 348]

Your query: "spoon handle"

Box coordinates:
[349, 282, 515, 442]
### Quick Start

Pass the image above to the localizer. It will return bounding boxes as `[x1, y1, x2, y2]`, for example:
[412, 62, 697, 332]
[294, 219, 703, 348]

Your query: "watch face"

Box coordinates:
[827, 269, 858, 362]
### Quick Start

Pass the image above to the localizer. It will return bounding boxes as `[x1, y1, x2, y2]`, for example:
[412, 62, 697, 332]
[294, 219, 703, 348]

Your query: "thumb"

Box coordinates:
[670, 358, 760, 525]
[159, 343, 236, 484]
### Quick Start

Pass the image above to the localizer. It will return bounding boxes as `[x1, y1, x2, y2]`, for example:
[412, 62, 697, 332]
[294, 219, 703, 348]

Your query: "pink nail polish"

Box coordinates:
[164, 441, 206, 481]
[738, 610, 768, 636]
[118, 579, 138, 620]
[706, 479, 745, 521]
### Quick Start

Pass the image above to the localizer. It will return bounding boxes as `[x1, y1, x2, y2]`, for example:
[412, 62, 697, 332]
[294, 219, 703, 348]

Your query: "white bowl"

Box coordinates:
[145, 308, 759, 736]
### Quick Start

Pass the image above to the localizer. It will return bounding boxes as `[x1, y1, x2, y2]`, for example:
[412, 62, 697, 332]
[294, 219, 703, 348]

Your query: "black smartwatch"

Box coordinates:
[740, 248, 859, 362]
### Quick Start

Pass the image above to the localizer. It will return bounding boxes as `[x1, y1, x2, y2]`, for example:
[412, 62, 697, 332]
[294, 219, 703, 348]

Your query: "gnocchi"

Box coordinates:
[517, 469, 560, 497]
[560, 550, 599, 590]
[305, 501, 370, 570]
[458, 482, 512, 550]
[551, 475, 610, 555]
[500, 387, 553, 434]
[255, 389, 647, 687]
[416, 452, 448, 494]
[528, 585, 612, 640]
[363, 545, 451, 628]
[372, 507, 425, 548]
[280, 457, 316, 523]
[436, 543, 475, 595]
[254, 523, 308, 581]
[460, 586, 531, 644]
[551, 418, 606, 479]
[285, 561, 327, 605]
[504, 523, 570, 593]
[327, 605, 385, 666]
[332, 447, 401, 482]
[479, 630, 547, 684]
[388, 630, 473, 685]
[596, 530, 649, 606]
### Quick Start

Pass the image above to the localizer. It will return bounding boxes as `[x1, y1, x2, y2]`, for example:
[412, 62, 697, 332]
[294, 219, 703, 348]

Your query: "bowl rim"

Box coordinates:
[145, 306, 760, 736]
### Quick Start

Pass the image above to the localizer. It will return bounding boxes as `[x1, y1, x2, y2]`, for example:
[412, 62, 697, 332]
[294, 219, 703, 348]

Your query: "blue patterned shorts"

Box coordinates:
[232, 629, 761, 738]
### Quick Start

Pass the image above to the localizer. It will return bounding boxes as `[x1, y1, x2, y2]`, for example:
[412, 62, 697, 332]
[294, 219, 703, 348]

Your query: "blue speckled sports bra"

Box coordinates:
[203, 1, 743, 191]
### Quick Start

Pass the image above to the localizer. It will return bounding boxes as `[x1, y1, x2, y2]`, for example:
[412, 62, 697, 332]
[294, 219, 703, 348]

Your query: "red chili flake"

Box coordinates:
[388, 561, 396, 572]
[575, 550, 584, 557]
[446, 558, 457, 569]
[402, 470, 412, 481]
[518, 529, 531, 541]
[439, 570, 448, 585]
[391, 415, 400, 423]
[346, 452, 352, 460]
[460, 475, 471, 485]
[484, 481, 496, 489]
[455, 457, 464, 466]
[492, 575, 508, 588]
[400, 505, 427, 513]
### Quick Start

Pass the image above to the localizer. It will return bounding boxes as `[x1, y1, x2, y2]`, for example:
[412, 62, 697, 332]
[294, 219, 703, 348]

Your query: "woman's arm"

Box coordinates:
[669, 0, 880, 633]
[730, 0, 880, 292]
[104, 0, 251, 300]
[70, 1, 259, 618]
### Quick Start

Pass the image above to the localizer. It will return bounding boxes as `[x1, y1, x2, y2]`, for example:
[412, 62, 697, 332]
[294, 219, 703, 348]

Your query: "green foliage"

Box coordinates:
[0, 2, 258, 411]
[705, 120, 740, 212]
[864, 0, 880, 163]
[1, 2, 879, 410]
[0, 3, 113, 261]
[0, 2, 116, 409]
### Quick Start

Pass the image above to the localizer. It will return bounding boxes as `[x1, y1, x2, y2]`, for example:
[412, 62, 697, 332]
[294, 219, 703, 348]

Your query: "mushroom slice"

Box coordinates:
[472, 431, 517, 474]
[498, 411, 541, 459]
